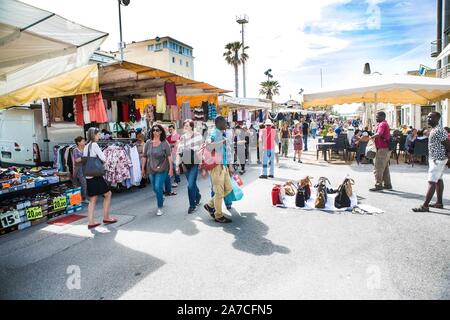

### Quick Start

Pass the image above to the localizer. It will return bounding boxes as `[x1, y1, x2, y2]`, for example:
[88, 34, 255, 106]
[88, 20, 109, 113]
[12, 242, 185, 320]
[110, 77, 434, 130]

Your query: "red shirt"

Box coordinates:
[375, 120, 390, 149]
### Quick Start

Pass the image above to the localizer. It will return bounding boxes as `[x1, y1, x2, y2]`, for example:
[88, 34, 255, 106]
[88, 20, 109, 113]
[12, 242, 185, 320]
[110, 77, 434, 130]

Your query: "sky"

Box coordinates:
[21, 0, 436, 111]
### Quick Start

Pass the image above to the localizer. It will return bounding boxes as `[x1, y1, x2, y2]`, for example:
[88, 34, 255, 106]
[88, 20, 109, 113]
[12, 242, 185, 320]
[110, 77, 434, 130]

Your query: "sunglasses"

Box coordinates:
[152, 129, 161, 133]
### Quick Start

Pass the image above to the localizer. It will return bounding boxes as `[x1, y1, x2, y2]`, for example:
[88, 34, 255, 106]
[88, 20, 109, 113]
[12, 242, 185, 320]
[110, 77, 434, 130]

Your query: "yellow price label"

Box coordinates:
[53, 197, 67, 211]
[26, 206, 43, 221]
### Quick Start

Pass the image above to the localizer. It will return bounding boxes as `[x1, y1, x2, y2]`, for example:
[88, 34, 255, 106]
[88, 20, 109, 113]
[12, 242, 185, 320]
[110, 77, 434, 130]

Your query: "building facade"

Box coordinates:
[433, 0, 450, 126]
[113, 37, 195, 79]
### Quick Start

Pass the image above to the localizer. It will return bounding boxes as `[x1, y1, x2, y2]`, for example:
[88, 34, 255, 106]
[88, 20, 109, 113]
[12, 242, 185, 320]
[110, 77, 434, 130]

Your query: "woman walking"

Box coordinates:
[72, 136, 89, 204]
[83, 128, 117, 229]
[176, 119, 203, 214]
[292, 120, 303, 163]
[141, 124, 174, 216]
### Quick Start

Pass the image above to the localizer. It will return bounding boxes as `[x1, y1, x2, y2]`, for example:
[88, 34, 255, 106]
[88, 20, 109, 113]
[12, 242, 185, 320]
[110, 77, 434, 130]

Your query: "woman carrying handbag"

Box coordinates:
[83, 127, 117, 229]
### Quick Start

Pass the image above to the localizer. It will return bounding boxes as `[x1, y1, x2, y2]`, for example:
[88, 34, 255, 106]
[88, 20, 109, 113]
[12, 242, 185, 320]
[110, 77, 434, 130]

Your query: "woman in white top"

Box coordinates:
[175, 119, 203, 214]
[83, 127, 117, 229]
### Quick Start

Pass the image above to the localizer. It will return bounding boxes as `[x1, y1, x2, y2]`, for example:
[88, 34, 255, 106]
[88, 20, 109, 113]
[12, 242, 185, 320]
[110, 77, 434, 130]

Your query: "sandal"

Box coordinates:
[412, 206, 429, 212]
[165, 192, 177, 196]
[88, 223, 101, 229]
[103, 218, 118, 225]
[429, 203, 444, 209]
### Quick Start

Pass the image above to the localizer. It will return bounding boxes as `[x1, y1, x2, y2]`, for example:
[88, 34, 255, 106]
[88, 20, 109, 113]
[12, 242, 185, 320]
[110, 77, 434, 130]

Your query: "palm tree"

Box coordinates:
[259, 80, 281, 101]
[223, 41, 249, 97]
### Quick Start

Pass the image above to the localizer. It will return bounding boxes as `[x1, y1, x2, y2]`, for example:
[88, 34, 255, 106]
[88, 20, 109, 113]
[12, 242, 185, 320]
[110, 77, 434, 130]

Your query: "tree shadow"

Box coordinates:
[199, 211, 290, 256]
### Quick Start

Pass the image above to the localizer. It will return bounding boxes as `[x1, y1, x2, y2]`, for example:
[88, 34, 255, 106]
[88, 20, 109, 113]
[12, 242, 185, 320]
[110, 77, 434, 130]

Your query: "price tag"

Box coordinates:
[0, 211, 21, 228]
[26, 206, 43, 221]
[53, 197, 67, 211]
[69, 193, 82, 206]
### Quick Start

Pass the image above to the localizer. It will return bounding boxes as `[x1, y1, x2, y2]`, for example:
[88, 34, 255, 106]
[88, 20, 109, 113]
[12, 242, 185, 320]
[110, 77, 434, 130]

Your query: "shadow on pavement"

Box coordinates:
[0, 228, 165, 299]
[199, 211, 290, 256]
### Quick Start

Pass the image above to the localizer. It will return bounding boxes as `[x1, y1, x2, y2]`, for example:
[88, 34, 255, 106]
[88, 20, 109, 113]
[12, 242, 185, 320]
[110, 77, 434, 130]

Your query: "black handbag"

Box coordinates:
[295, 187, 306, 207]
[334, 179, 352, 209]
[82, 143, 105, 177]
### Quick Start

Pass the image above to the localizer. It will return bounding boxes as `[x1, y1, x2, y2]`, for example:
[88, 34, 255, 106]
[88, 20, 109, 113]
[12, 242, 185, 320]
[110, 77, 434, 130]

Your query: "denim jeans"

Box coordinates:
[262, 150, 275, 176]
[149, 172, 168, 208]
[185, 165, 201, 208]
[303, 135, 308, 151]
[311, 128, 317, 139]
[165, 163, 180, 190]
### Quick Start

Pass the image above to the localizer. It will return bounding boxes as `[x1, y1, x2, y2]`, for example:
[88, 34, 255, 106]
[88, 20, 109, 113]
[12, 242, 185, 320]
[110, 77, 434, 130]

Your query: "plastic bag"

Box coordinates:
[225, 176, 244, 202]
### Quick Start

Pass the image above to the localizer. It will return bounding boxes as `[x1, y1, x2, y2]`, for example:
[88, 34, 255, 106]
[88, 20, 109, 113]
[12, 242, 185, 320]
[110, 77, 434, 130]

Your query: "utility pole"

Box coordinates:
[237, 15, 249, 98]
[118, 0, 130, 61]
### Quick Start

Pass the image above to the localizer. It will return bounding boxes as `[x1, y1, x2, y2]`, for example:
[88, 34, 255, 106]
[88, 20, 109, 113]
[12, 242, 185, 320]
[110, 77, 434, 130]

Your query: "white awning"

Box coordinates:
[0, 0, 108, 97]
[219, 96, 274, 110]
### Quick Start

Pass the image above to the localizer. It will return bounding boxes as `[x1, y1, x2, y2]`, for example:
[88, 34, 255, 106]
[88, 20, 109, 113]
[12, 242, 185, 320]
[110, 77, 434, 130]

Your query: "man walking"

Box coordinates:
[370, 111, 392, 192]
[302, 118, 309, 151]
[412, 112, 450, 212]
[260, 119, 278, 179]
[203, 116, 233, 223]
[310, 119, 318, 139]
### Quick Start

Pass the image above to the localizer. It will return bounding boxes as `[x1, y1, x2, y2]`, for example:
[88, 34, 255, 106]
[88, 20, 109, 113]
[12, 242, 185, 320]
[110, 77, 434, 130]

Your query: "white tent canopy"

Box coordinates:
[219, 96, 273, 110]
[303, 74, 450, 108]
[0, 0, 108, 96]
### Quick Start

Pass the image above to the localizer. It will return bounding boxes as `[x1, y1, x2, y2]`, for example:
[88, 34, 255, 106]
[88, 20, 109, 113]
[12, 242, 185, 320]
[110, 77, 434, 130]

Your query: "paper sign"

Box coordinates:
[0, 211, 21, 228]
[69, 193, 81, 206]
[26, 207, 43, 221]
[53, 197, 67, 211]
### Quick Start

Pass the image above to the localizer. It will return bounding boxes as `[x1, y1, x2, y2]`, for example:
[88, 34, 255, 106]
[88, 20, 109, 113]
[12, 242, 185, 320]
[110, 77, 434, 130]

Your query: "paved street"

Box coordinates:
[1, 139, 449, 300]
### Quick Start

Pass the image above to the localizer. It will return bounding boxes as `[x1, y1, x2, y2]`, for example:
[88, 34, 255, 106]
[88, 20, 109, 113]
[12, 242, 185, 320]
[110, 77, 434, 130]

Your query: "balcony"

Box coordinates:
[431, 40, 441, 58]
[437, 64, 450, 78]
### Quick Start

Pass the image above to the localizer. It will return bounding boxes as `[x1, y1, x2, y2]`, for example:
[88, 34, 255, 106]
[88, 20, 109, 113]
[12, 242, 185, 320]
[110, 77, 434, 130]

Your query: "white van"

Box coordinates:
[0, 107, 84, 167]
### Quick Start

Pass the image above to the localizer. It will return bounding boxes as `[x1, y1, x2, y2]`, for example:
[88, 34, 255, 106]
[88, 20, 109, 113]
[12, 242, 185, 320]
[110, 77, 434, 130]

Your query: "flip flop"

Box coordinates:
[429, 203, 444, 209]
[412, 206, 429, 212]
[103, 218, 118, 225]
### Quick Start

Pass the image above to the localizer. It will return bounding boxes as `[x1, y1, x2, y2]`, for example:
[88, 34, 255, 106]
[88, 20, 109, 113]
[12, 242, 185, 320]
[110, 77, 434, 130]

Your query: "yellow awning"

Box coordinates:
[0, 64, 99, 109]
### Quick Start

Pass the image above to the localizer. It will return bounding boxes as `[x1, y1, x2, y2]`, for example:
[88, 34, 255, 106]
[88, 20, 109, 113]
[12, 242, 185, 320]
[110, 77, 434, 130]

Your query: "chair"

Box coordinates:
[355, 141, 368, 165]
[411, 139, 428, 167]
[389, 137, 399, 165]
[398, 135, 407, 163]
[332, 136, 348, 160]
[324, 136, 333, 143]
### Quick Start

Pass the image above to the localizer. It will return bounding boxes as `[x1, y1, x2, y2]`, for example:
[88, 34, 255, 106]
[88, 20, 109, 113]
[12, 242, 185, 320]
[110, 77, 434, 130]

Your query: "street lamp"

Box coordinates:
[236, 14, 249, 98]
[264, 69, 273, 81]
[118, 0, 130, 61]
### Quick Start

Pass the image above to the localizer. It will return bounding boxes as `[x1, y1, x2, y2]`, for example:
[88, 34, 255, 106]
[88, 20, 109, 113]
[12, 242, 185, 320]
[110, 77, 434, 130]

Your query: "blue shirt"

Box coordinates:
[335, 127, 342, 135]
[209, 128, 228, 165]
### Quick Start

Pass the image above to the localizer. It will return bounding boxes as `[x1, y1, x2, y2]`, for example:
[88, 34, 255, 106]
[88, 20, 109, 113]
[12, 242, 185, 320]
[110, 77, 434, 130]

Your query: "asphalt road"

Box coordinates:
[1, 139, 449, 300]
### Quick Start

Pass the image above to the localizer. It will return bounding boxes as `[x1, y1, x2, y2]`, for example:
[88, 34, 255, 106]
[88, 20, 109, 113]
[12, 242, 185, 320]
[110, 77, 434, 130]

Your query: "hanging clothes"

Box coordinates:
[62, 97, 74, 122]
[156, 93, 167, 114]
[50, 98, 63, 122]
[104, 99, 113, 122]
[163, 103, 171, 121]
[74, 97, 84, 126]
[117, 101, 124, 122]
[237, 110, 243, 122]
[103, 146, 132, 185]
[164, 81, 177, 106]
[111, 101, 119, 122]
[122, 102, 130, 123]
[82, 95, 90, 124]
[170, 105, 180, 121]
[127, 145, 142, 186]
[87, 92, 108, 123]
[201, 101, 209, 122]
[42, 99, 49, 127]
[181, 101, 191, 121]
[208, 103, 217, 120]
[259, 110, 263, 123]
[128, 101, 137, 123]
[228, 110, 233, 123]
[144, 104, 155, 122]
[193, 107, 204, 121]
[135, 107, 142, 122]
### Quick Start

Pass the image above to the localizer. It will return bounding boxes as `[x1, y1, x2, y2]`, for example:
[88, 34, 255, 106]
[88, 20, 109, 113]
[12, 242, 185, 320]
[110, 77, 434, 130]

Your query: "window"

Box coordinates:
[163, 41, 168, 48]
[155, 43, 162, 51]
[172, 57, 175, 63]
[180, 59, 183, 65]
[147, 45, 154, 51]
[186, 61, 189, 67]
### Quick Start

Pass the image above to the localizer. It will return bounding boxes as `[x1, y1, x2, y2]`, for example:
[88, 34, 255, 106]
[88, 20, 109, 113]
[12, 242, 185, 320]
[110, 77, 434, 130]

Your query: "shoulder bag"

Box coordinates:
[82, 143, 105, 177]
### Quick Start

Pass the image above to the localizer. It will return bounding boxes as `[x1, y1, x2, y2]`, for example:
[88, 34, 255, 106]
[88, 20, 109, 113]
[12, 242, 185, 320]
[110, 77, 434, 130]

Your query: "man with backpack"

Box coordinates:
[370, 111, 392, 192]
[203, 116, 234, 223]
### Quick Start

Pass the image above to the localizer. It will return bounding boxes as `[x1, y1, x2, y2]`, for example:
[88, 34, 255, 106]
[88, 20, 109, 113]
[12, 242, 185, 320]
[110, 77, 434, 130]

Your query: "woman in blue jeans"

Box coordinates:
[176, 119, 203, 214]
[141, 124, 174, 216]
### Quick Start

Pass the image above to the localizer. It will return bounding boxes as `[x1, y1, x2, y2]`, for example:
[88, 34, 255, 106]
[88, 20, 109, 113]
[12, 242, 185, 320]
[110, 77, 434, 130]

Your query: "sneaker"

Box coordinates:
[204, 204, 215, 218]
[383, 185, 393, 190]
[195, 194, 202, 206]
[239, 170, 245, 175]
[298, 160, 303, 163]
[172, 183, 178, 188]
[214, 216, 232, 223]
[188, 207, 196, 214]
[156, 209, 164, 216]
[268, 175, 274, 178]
[164, 191, 177, 196]
[369, 186, 384, 192]
[259, 175, 268, 179]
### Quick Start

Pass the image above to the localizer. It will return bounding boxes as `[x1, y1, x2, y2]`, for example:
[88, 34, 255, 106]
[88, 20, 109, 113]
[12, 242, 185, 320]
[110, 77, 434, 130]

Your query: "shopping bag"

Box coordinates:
[233, 175, 244, 187]
[225, 177, 244, 202]
[365, 140, 377, 160]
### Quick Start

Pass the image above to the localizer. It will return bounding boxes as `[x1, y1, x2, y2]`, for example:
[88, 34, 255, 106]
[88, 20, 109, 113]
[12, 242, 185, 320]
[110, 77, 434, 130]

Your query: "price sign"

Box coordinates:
[69, 193, 82, 206]
[0, 211, 21, 228]
[26, 206, 43, 221]
[53, 197, 67, 211]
